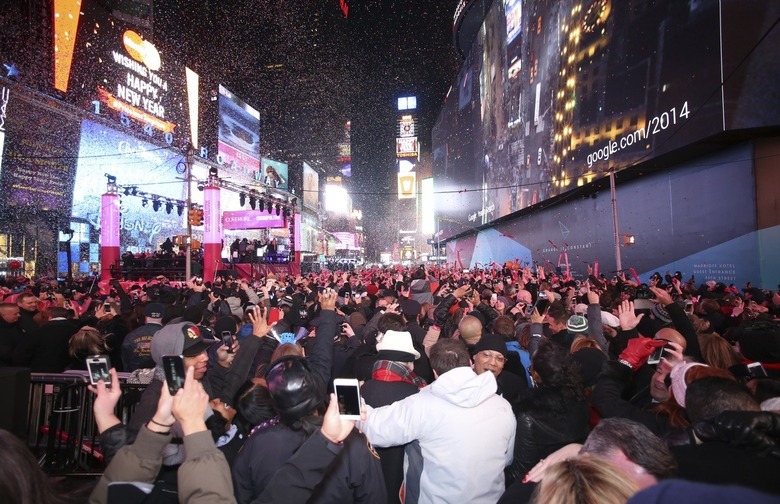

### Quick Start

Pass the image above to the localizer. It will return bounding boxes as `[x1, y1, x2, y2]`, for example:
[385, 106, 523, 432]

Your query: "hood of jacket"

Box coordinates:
[429, 366, 497, 408]
[150, 322, 190, 366]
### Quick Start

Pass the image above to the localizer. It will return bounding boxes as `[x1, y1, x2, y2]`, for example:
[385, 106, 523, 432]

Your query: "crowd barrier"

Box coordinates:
[26, 372, 148, 476]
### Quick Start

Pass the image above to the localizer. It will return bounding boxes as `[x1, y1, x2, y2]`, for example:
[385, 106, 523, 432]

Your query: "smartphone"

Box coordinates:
[86, 355, 112, 387]
[268, 307, 282, 325]
[103, 302, 112, 312]
[747, 362, 769, 378]
[162, 354, 186, 395]
[528, 293, 550, 316]
[462, 269, 469, 274]
[221, 331, 234, 353]
[684, 302, 694, 315]
[333, 378, 362, 420]
[647, 344, 670, 365]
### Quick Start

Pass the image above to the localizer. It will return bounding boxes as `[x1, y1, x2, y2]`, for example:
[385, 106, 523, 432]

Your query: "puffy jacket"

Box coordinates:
[360, 367, 516, 504]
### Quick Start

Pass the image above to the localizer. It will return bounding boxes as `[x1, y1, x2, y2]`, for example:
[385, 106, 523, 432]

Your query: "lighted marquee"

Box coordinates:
[398, 115, 417, 138]
[396, 137, 419, 158]
[56, 2, 187, 146]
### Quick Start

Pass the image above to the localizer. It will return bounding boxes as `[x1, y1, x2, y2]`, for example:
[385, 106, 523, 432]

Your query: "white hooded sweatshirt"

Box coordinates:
[359, 366, 516, 504]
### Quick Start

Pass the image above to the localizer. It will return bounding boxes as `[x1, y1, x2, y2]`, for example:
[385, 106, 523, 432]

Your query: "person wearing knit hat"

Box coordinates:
[473, 334, 526, 408]
[567, 315, 589, 335]
[651, 303, 672, 325]
[669, 361, 707, 408]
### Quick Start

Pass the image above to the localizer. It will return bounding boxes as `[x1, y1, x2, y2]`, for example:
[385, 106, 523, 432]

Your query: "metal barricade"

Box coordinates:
[26, 372, 148, 476]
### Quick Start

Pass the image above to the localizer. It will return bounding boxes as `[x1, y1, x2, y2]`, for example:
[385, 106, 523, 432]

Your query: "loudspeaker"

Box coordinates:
[215, 269, 239, 279]
[0, 367, 31, 439]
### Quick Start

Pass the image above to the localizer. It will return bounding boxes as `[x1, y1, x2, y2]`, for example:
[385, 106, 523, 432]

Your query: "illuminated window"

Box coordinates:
[397, 96, 417, 111]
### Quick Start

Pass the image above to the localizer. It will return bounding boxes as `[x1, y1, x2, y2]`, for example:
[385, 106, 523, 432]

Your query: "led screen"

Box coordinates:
[61, 2, 188, 146]
[260, 158, 289, 191]
[217, 84, 261, 174]
[302, 162, 319, 210]
[73, 119, 186, 252]
[433, 0, 780, 238]
[0, 88, 80, 211]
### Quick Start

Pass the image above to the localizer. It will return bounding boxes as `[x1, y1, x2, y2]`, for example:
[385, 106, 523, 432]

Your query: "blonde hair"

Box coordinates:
[531, 456, 638, 504]
[570, 336, 600, 354]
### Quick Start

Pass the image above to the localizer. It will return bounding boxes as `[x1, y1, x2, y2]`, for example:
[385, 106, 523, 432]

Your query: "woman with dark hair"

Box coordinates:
[67, 326, 110, 370]
[507, 340, 590, 484]
[0, 429, 87, 504]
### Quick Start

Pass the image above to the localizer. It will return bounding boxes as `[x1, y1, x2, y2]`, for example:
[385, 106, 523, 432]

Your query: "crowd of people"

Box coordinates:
[1, 262, 780, 503]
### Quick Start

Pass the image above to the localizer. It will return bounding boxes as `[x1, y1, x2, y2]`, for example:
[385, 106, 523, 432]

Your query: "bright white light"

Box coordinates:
[325, 184, 351, 214]
[185, 67, 199, 148]
[398, 159, 415, 173]
[421, 177, 434, 234]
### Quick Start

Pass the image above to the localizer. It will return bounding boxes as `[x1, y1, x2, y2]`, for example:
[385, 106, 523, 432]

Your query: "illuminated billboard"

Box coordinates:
[218, 84, 261, 174]
[72, 119, 186, 252]
[61, 3, 188, 145]
[398, 172, 416, 199]
[396, 137, 419, 158]
[324, 184, 351, 214]
[434, 0, 780, 238]
[259, 158, 289, 191]
[302, 162, 319, 210]
[0, 89, 80, 211]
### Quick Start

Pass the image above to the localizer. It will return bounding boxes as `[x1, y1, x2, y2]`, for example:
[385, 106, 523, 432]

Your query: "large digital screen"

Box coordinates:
[73, 119, 186, 252]
[302, 162, 319, 210]
[260, 158, 289, 191]
[217, 84, 261, 174]
[434, 0, 780, 238]
[60, 2, 188, 146]
[0, 88, 80, 211]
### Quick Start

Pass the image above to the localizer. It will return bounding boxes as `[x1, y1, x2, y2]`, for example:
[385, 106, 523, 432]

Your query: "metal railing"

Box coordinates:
[27, 372, 148, 476]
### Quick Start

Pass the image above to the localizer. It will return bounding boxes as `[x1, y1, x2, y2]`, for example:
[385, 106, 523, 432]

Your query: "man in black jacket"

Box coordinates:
[0, 303, 23, 366]
[12, 307, 81, 372]
[361, 329, 426, 504]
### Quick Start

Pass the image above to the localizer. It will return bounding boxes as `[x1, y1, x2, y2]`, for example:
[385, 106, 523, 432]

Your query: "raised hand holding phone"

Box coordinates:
[333, 378, 363, 420]
[172, 366, 210, 436]
[322, 393, 358, 444]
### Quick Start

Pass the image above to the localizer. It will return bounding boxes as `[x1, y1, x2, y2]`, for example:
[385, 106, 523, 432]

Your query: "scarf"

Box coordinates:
[372, 359, 427, 389]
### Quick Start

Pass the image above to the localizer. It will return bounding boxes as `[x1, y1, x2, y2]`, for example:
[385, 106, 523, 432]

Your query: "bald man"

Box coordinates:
[458, 314, 483, 348]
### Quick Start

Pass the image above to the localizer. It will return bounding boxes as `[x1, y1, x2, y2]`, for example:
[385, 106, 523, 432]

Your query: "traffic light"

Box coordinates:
[188, 208, 203, 226]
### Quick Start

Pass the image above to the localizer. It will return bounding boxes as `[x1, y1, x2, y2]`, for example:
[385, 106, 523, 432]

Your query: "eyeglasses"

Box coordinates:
[478, 351, 507, 364]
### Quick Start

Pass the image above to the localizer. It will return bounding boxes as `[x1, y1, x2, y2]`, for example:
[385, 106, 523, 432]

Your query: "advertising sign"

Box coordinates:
[302, 162, 319, 210]
[434, 0, 780, 237]
[398, 115, 417, 138]
[259, 158, 289, 191]
[0, 91, 80, 211]
[218, 84, 261, 173]
[396, 137, 419, 158]
[222, 209, 285, 230]
[72, 119, 184, 252]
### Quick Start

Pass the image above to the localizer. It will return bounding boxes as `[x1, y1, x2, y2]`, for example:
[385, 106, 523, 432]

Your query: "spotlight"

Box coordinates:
[142, 198, 148, 207]
[197, 182, 205, 191]
[124, 187, 131, 196]
[209, 167, 218, 177]
[239, 192, 246, 207]
[152, 199, 161, 212]
[249, 194, 257, 210]
[275, 204, 280, 216]
[259, 199, 265, 211]
[165, 201, 173, 214]
[177, 204, 184, 216]
[132, 186, 138, 196]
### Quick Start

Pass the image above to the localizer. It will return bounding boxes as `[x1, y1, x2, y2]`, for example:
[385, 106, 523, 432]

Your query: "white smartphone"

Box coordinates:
[333, 378, 362, 420]
[86, 355, 112, 387]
